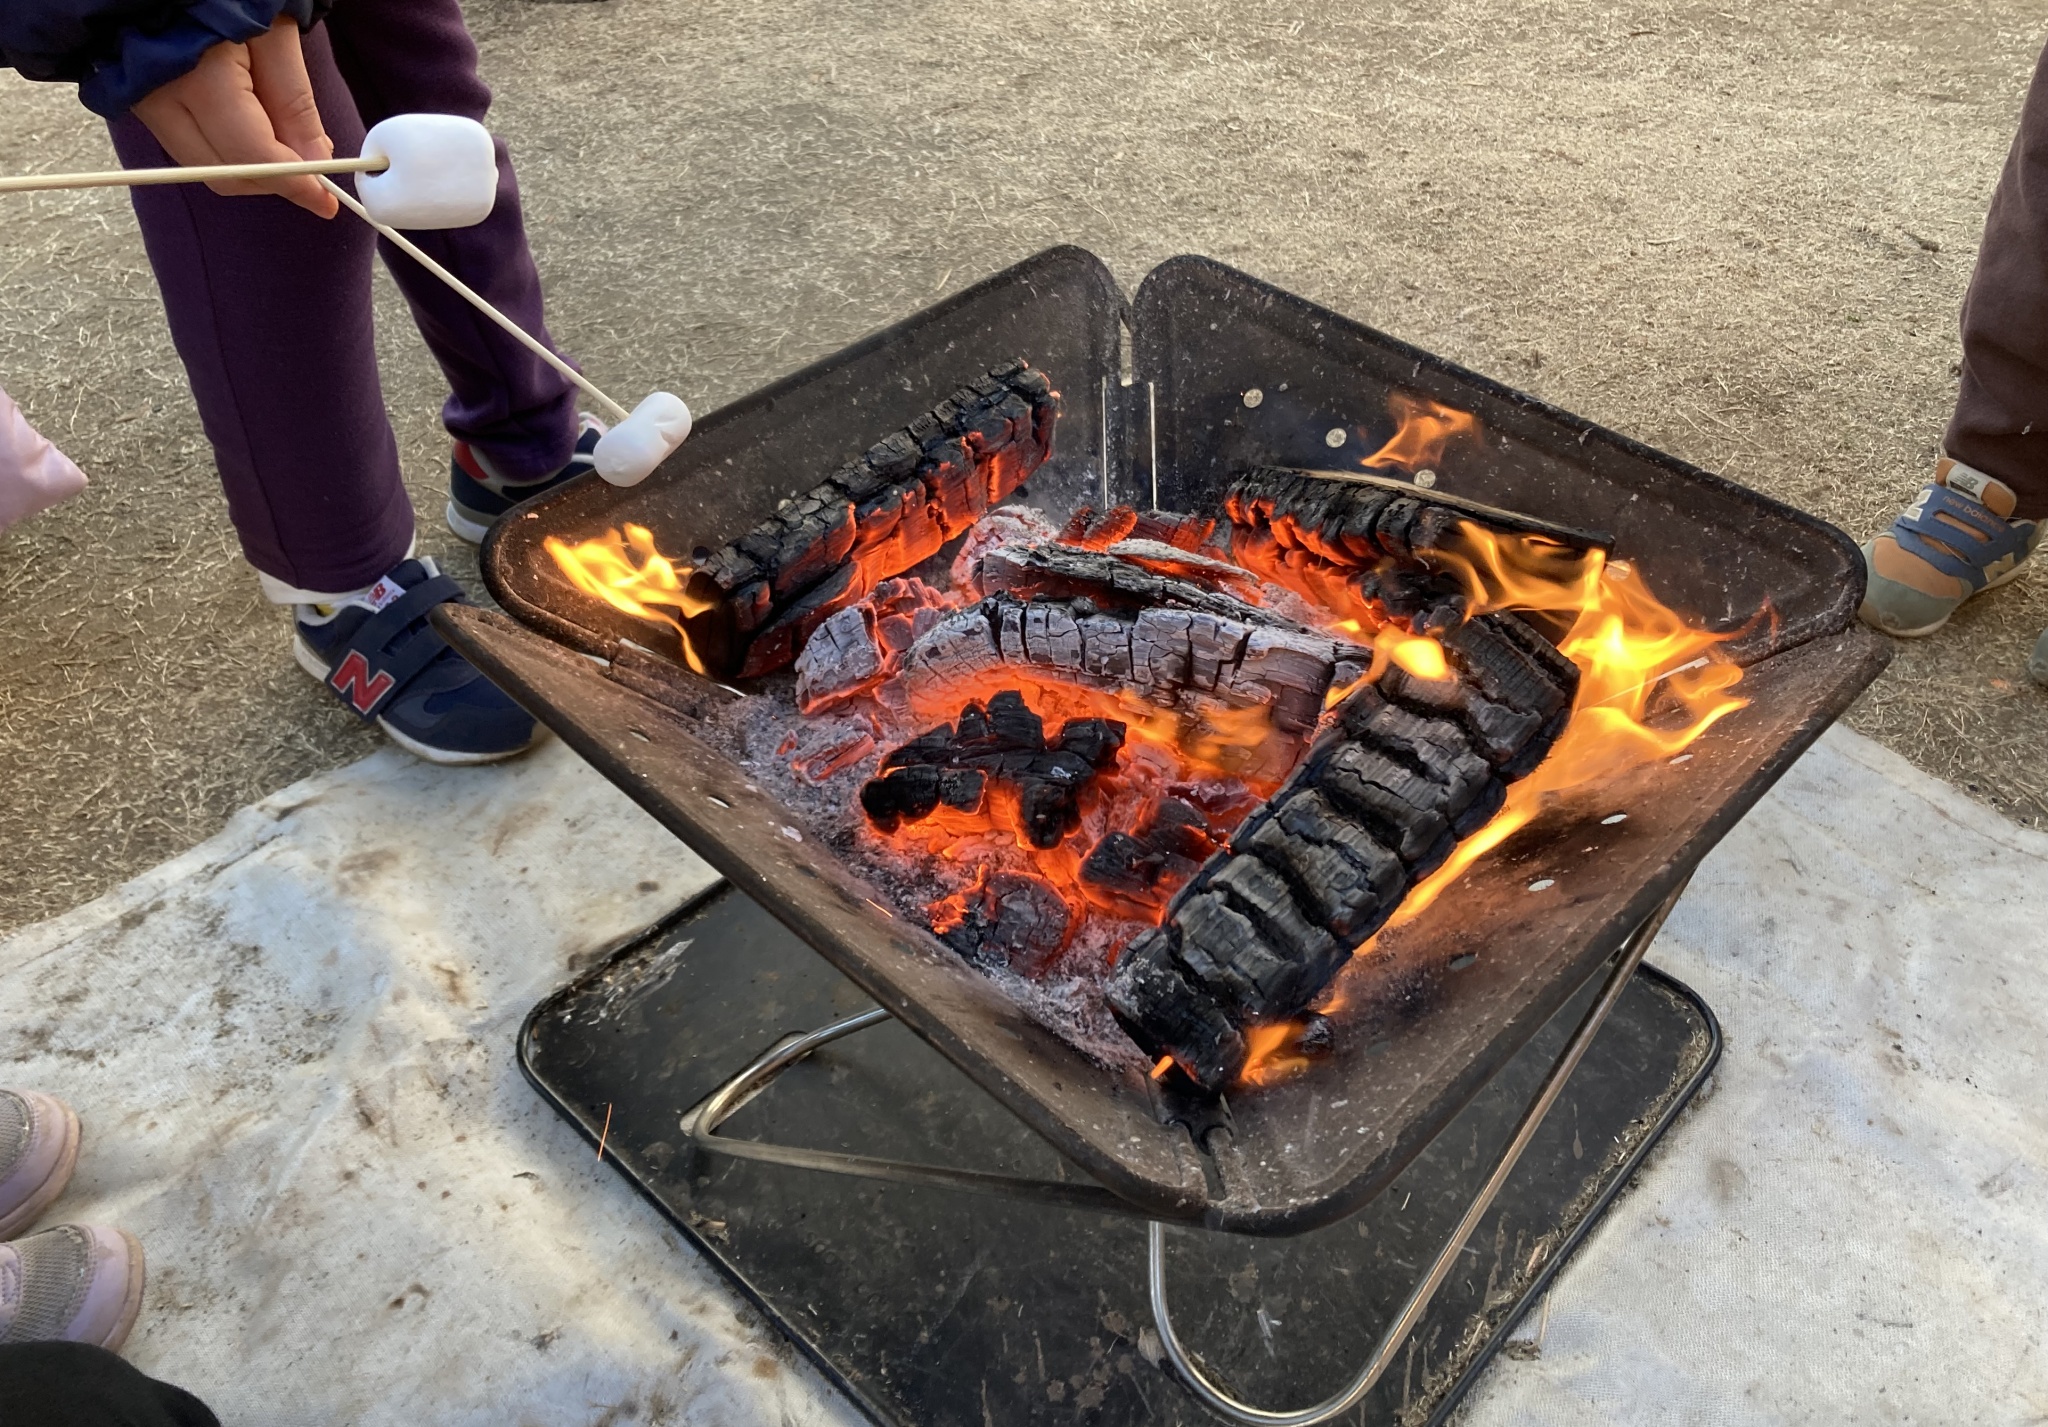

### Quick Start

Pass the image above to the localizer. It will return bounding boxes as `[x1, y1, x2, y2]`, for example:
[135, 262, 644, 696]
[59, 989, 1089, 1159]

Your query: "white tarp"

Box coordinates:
[2, 727, 2043, 1423]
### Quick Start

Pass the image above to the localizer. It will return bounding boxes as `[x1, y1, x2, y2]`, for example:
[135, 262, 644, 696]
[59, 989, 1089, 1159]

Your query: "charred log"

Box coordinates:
[1106, 615, 1576, 1091]
[860, 689, 1125, 849]
[1224, 467, 1611, 633]
[902, 583, 1367, 743]
[681, 362, 1059, 676]
[1226, 467, 1608, 572]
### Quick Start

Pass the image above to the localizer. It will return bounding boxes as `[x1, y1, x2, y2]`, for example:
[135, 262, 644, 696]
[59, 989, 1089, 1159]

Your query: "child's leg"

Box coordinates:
[1946, 40, 2048, 523]
[108, 28, 411, 598]
[324, 0, 580, 484]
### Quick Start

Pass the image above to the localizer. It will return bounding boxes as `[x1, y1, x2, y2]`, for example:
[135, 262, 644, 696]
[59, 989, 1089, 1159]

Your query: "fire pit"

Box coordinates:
[438, 247, 1886, 1421]
[443, 245, 1884, 1229]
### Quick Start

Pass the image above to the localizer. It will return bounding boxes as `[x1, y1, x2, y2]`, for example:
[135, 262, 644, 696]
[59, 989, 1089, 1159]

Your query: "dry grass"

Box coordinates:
[2, 0, 2044, 932]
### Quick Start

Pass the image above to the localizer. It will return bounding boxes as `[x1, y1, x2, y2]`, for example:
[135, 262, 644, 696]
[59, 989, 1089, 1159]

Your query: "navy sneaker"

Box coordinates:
[446, 414, 605, 544]
[292, 558, 543, 765]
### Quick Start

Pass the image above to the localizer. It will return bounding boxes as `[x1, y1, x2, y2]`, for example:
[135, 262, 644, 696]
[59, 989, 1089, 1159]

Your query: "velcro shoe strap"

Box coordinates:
[1889, 484, 2032, 590]
[326, 574, 467, 720]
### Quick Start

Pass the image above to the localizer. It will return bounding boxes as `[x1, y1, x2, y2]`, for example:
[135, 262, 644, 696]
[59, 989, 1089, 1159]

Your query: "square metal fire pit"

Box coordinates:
[439, 247, 1888, 1237]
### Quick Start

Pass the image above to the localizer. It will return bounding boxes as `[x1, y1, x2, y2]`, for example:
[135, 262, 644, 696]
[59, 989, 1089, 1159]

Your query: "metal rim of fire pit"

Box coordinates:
[455, 245, 1892, 1240]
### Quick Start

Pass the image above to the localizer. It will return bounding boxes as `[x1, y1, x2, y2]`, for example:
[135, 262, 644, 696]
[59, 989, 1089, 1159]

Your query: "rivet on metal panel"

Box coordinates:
[1242, 388, 1264, 409]
[1324, 427, 1347, 448]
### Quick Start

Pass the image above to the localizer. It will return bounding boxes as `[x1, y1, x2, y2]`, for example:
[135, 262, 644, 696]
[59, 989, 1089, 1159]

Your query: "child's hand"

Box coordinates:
[130, 19, 338, 218]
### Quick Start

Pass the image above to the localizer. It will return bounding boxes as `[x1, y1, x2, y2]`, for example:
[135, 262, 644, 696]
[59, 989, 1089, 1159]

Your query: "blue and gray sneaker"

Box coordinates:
[446, 414, 605, 544]
[292, 558, 542, 765]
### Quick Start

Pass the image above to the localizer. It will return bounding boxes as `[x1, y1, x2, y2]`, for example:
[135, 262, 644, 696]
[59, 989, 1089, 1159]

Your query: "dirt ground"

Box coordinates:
[3, 0, 2044, 934]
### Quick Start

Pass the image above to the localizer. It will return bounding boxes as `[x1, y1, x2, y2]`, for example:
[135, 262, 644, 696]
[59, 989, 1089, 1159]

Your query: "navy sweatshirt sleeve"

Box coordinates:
[0, 0, 321, 117]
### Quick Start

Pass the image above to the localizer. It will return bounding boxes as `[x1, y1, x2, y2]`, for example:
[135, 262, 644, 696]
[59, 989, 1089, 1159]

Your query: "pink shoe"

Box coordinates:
[0, 1090, 80, 1240]
[0, 1226, 147, 1351]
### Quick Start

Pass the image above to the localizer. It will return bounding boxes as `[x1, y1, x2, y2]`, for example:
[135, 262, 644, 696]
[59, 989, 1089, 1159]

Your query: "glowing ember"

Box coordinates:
[543, 387, 1753, 1098]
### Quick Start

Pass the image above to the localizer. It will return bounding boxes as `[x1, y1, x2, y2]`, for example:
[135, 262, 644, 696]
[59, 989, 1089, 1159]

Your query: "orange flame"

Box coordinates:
[1239, 534, 1750, 1088]
[1386, 546, 1746, 931]
[545, 523, 716, 674]
[1237, 1021, 1315, 1087]
[1359, 391, 1480, 473]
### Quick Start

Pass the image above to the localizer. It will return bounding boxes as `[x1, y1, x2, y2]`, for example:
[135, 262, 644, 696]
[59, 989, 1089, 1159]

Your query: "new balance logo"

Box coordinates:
[330, 650, 396, 715]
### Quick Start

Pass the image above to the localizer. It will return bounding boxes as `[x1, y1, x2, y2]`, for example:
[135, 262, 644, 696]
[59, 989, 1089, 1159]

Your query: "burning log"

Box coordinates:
[1106, 614, 1579, 1091]
[1225, 466, 1608, 574]
[680, 362, 1059, 677]
[1225, 467, 1611, 632]
[902, 542, 1370, 743]
[792, 578, 952, 713]
[860, 689, 1126, 850]
[899, 594, 1364, 761]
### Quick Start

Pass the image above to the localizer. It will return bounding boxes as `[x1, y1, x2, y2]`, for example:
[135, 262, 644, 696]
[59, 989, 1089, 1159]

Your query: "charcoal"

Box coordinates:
[978, 873, 1072, 976]
[860, 691, 1124, 850]
[1241, 789, 1404, 944]
[977, 542, 1299, 629]
[1078, 798, 1215, 912]
[1103, 929, 1246, 1091]
[1171, 891, 1335, 1023]
[683, 363, 1060, 676]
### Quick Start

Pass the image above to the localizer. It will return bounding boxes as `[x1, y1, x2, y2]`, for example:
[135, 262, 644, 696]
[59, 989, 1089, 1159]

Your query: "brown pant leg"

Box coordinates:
[1946, 39, 2048, 520]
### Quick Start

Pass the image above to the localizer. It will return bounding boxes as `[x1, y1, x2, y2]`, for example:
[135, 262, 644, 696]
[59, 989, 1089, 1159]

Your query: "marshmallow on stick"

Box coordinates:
[317, 175, 690, 487]
[0, 113, 691, 486]
[0, 114, 499, 231]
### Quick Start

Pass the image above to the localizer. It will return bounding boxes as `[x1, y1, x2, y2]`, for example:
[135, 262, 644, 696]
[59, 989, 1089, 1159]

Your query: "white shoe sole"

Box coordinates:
[0, 1098, 80, 1240]
[293, 635, 545, 767]
[445, 499, 495, 546]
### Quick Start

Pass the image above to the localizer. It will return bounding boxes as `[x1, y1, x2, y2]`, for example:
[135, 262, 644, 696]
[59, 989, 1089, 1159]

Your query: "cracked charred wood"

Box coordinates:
[860, 690, 1125, 849]
[1225, 466, 1610, 572]
[977, 542, 1288, 629]
[679, 362, 1059, 676]
[943, 871, 1073, 976]
[1225, 467, 1611, 636]
[1376, 613, 1580, 773]
[1106, 646, 1574, 1092]
[903, 587, 1368, 739]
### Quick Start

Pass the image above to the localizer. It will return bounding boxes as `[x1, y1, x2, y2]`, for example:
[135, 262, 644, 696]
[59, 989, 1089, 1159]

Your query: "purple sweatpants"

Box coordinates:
[110, 0, 577, 595]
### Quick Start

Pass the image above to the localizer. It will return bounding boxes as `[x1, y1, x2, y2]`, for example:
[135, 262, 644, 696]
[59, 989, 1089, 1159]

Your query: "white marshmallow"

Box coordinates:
[357, 114, 499, 231]
[593, 393, 693, 487]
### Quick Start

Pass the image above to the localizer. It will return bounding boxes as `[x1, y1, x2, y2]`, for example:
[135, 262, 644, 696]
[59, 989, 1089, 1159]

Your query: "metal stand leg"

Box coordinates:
[679, 1006, 1140, 1215]
[1147, 882, 1688, 1426]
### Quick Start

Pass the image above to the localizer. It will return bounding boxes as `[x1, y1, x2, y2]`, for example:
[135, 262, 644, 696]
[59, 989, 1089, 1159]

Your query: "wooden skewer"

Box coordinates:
[0, 154, 388, 195]
[317, 176, 631, 424]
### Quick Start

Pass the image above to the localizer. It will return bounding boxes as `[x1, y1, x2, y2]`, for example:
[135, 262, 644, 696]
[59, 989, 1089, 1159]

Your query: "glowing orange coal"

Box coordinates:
[1359, 391, 1480, 474]
[863, 679, 1267, 959]
[544, 523, 717, 674]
